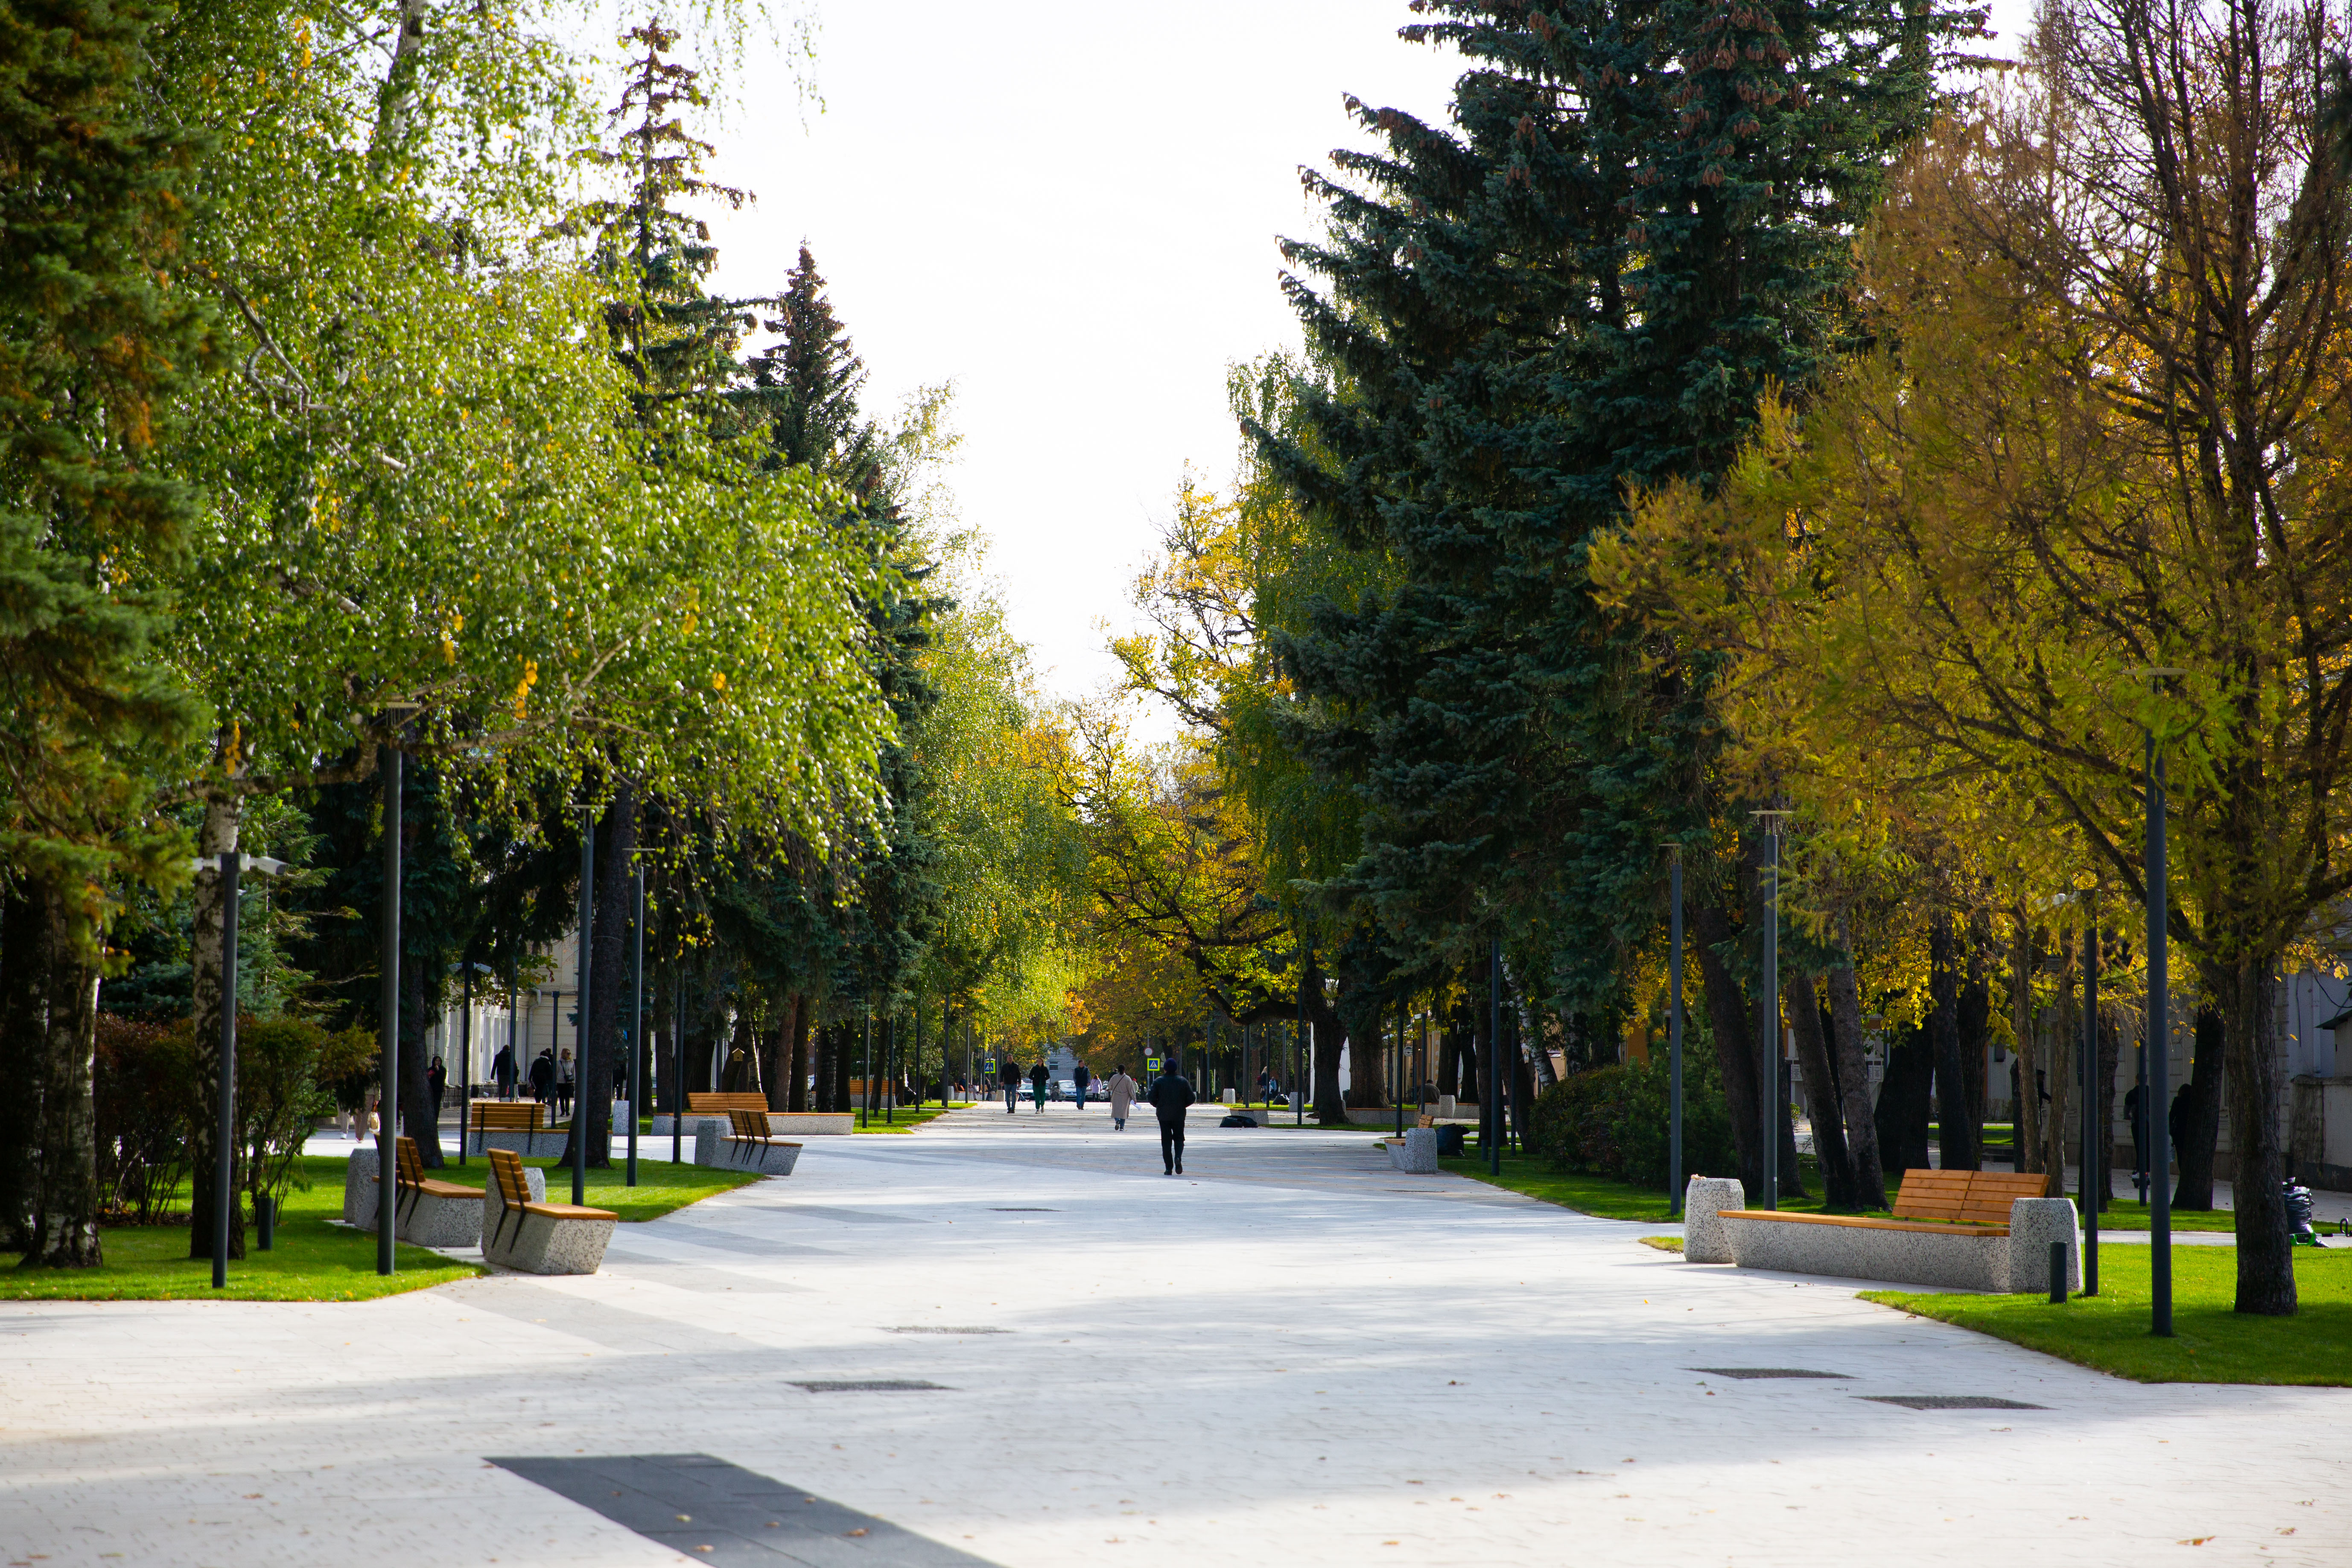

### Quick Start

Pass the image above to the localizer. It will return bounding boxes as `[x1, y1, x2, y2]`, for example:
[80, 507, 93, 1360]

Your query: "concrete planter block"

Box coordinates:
[1385, 1127, 1439, 1174]
[481, 1165, 612, 1276]
[345, 1148, 539, 1238]
[697, 1135, 801, 1175]
[398, 1189, 483, 1249]
[2002, 1197, 2082, 1294]
[466, 1128, 563, 1158]
[1683, 1176, 1745, 1263]
[765, 1113, 854, 1136]
[1722, 1214, 2005, 1290]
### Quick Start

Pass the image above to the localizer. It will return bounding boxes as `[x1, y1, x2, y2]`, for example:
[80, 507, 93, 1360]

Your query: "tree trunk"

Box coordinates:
[0, 884, 45, 1252]
[2095, 1004, 2121, 1203]
[1827, 952, 1885, 1209]
[1876, 1024, 1933, 1180]
[2172, 1005, 2224, 1211]
[786, 994, 812, 1112]
[1929, 912, 1977, 1171]
[2041, 925, 2074, 1195]
[829, 1018, 852, 1111]
[26, 886, 102, 1267]
[2013, 912, 2042, 1176]
[1958, 911, 1992, 1148]
[397, 949, 439, 1166]
[186, 791, 243, 1260]
[1301, 952, 1346, 1124]
[760, 1004, 789, 1113]
[2209, 954, 2296, 1315]
[1691, 899, 1763, 1201]
[1786, 973, 1854, 1207]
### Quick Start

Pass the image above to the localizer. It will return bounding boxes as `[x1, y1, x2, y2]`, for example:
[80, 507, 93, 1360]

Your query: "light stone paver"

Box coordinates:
[4, 1103, 2346, 1568]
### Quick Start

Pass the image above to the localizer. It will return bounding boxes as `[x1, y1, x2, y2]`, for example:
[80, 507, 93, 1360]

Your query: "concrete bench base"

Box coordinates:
[464, 1129, 566, 1158]
[1383, 1127, 1439, 1174]
[700, 1137, 801, 1176]
[1719, 1199, 2082, 1293]
[343, 1150, 538, 1244]
[482, 1170, 614, 1275]
[651, 1111, 855, 1138]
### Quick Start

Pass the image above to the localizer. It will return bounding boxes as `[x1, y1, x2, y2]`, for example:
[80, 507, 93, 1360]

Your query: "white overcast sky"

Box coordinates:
[694, 0, 2035, 718]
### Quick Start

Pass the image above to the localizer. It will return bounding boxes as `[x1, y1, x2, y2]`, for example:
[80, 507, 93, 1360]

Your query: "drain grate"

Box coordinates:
[790, 1379, 951, 1393]
[1689, 1367, 1851, 1380]
[990, 1207, 1057, 1212]
[884, 1326, 1009, 1335]
[1862, 1395, 2047, 1410]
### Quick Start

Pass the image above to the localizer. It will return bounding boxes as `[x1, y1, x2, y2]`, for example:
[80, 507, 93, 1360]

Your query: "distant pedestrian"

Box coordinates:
[2124, 1081, 2149, 1193]
[1106, 1066, 1136, 1131]
[1029, 1060, 1050, 1112]
[492, 1042, 518, 1101]
[529, 1047, 557, 1108]
[1147, 1063, 1195, 1175]
[556, 1048, 576, 1119]
[1073, 1062, 1092, 1109]
[998, 1059, 1021, 1114]
[426, 1056, 447, 1122]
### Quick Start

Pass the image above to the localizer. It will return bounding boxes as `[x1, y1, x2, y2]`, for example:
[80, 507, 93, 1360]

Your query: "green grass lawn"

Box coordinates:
[1865, 1245, 2352, 1385]
[1, 1156, 475, 1302]
[3, 1148, 762, 1302]
[850, 1102, 965, 1133]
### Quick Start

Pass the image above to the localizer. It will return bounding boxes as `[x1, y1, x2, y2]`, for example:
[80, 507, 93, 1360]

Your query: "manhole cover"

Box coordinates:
[790, 1380, 951, 1393]
[990, 1207, 1057, 1212]
[1689, 1367, 1852, 1380]
[1862, 1395, 2046, 1410]
[884, 1326, 1010, 1334]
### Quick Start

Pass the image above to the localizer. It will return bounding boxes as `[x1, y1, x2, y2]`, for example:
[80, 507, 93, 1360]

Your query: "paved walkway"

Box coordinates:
[4, 1105, 2344, 1567]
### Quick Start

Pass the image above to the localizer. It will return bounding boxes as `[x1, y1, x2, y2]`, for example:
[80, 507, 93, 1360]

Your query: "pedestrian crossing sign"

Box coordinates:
[1145, 1056, 1162, 1073]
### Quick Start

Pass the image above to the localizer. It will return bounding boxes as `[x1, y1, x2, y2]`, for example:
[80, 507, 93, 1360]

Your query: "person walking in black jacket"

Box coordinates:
[492, 1043, 518, 1101]
[1028, 1060, 1050, 1113]
[1147, 1066, 1195, 1175]
[529, 1047, 557, 1109]
[996, 1059, 1021, 1112]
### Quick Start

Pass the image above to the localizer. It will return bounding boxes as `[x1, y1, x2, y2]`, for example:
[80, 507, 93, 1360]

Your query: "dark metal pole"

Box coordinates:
[573, 806, 590, 1207]
[1488, 936, 1501, 1175]
[1394, 1002, 1404, 1137]
[627, 866, 643, 1187]
[1670, 848, 1685, 1216]
[1295, 978, 1305, 1126]
[2148, 733, 2172, 1335]
[214, 850, 239, 1289]
[377, 745, 401, 1276]
[886, 1015, 896, 1124]
[2083, 899, 2100, 1296]
[457, 961, 471, 1167]
[861, 1008, 871, 1128]
[671, 975, 684, 1165]
[1761, 823, 1780, 1210]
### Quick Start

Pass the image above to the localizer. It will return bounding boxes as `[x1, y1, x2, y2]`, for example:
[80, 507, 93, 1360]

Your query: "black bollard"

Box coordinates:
[2048, 1240, 2066, 1303]
[256, 1193, 274, 1252]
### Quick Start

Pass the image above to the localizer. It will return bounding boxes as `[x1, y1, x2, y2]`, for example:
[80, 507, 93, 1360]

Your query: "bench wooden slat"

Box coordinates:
[689, 1092, 773, 1114]
[1719, 1209, 2008, 1236]
[522, 1201, 618, 1221]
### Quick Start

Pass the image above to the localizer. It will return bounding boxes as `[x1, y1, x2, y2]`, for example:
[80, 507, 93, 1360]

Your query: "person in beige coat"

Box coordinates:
[1105, 1067, 1138, 1132]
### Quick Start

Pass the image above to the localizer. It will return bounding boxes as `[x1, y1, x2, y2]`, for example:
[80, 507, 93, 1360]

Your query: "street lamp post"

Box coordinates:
[1488, 936, 1502, 1177]
[2082, 893, 2100, 1296]
[627, 865, 643, 1188]
[1754, 811, 1792, 1210]
[1670, 844, 1685, 1217]
[378, 739, 403, 1276]
[573, 806, 590, 1208]
[198, 850, 289, 1288]
[2146, 729, 2174, 1335]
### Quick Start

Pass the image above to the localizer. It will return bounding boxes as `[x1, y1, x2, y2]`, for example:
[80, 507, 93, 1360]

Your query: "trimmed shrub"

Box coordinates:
[94, 1014, 193, 1223]
[1529, 1049, 1739, 1192]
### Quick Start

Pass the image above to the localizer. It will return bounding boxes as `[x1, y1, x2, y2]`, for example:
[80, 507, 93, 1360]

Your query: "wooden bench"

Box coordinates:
[483, 1148, 617, 1274]
[1711, 1169, 2077, 1292]
[712, 1108, 802, 1175]
[691, 1092, 774, 1117]
[468, 1100, 554, 1156]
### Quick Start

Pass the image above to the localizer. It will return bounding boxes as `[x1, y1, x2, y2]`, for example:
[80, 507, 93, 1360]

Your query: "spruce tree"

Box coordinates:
[0, 0, 212, 1263]
[1256, 0, 1973, 1191]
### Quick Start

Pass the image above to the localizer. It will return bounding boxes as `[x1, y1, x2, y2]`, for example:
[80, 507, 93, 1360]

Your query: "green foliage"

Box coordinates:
[0, 0, 211, 920]
[1252, 0, 1976, 1016]
[93, 1013, 188, 1223]
[231, 1014, 371, 1212]
[1526, 1054, 1736, 1192]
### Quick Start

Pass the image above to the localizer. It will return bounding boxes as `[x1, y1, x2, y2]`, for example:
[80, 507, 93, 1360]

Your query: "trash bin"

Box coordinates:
[1434, 1124, 1466, 1158]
